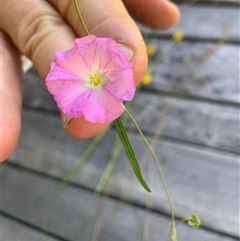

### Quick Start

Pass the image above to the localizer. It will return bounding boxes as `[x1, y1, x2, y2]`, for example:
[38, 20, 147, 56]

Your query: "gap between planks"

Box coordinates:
[1, 213, 64, 241]
[4, 160, 239, 241]
[140, 88, 240, 108]
[1, 163, 239, 241]
[9, 109, 239, 237]
[171, 0, 240, 7]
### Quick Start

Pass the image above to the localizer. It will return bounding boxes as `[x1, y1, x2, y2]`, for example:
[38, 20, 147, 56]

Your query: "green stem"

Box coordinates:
[124, 108, 175, 239]
[55, 126, 110, 193]
[153, 39, 175, 63]
[175, 218, 189, 226]
[73, 0, 90, 36]
[94, 136, 120, 193]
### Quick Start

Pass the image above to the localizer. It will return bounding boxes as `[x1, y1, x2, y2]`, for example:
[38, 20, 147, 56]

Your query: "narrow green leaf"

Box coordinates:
[94, 100, 135, 193]
[114, 117, 151, 192]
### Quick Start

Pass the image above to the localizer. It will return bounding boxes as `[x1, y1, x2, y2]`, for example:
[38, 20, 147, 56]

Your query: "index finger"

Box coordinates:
[1, 0, 110, 139]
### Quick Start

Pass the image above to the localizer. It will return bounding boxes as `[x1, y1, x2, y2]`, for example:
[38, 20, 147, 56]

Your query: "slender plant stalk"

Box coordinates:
[175, 218, 189, 226]
[56, 126, 110, 193]
[124, 108, 175, 240]
[73, 0, 90, 35]
[153, 39, 175, 63]
[94, 137, 120, 193]
[71, 0, 173, 237]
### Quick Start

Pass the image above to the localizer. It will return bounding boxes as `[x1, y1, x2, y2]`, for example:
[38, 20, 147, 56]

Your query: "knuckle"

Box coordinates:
[16, 10, 58, 58]
[89, 13, 129, 36]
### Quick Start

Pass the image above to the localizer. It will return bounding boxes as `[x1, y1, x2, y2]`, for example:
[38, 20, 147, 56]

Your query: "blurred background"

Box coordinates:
[1, 0, 239, 241]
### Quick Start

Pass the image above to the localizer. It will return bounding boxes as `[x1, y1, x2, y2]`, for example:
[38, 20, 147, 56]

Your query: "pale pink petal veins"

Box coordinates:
[46, 63, 91, 118]
[59, 90, 91, 118]
[75, 36, 135, 100]
[75, 37, 125, 73]
[46, 62, 80, 82]
[91, 38, 123, 72]
[101, 47, 132, 73]
[48, 80, 91, 118]
[54, 48, 90, 77]
[45, 35, 136, 123]
[82, 88, 125, 123]
[104, 68, 135, 101]
[74, 35, 97, 47]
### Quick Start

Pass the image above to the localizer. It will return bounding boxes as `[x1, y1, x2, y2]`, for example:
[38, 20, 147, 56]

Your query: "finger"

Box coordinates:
[123, 0, 180, 29]
[0, 32, 22, 162]
[1, 0, 76, 80]
[44, 0, 148, 138]
[1, 0, 120, 139]
[48, 0, 148, 85]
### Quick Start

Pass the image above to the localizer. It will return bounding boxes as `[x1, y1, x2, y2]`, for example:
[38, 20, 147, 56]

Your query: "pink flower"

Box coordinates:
[45, 35, 135, 123]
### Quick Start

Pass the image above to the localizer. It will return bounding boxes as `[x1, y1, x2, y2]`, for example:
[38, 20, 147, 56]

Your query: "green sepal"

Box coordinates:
[188, 213, 201, 228]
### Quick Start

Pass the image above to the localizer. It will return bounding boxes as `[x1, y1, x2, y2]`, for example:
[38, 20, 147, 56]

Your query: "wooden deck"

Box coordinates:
[1, 1, 239, 241]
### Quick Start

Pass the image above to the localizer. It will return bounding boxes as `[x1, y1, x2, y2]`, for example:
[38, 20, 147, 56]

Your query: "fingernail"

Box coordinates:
[118, 44, 134, 61]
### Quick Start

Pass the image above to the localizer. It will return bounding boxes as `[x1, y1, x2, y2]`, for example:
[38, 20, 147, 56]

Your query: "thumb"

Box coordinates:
[47, 0, 148, 138]
[1, 0, 147, 140]
[49, 0, 148, 85]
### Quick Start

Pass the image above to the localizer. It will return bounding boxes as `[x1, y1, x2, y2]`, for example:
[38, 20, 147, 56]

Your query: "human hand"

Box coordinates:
[0, 0, 180, 161]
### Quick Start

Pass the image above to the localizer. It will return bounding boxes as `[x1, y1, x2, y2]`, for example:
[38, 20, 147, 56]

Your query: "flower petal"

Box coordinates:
[74, 35, 97, 47]
[104, 68, 135, 101]
[46, 63, 91, 118]
[46, 62, 80, 82]
[101, 46, 132, 73]
[45, 36, 136, 123]
[75, 37, 127, 73]
[54, 48, 90, 77]
[82, 88, 125, 123]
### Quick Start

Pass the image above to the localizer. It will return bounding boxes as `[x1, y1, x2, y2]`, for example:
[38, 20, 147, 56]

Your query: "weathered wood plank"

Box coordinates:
[131, 92, 239, 154]
[140, 5, 239, 42]
[22, 68, 58, 112]
[22, 39, 239, 106]
[1, 215, 61, 241]
[1, 164, 238, 241]
[146, 41, 240, 104]
[9, 109, 239, 237]
[22, 70, 240, 153]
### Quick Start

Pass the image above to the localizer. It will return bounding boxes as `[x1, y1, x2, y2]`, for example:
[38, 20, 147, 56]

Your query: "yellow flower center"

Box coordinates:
[89, 74, 101, 87]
